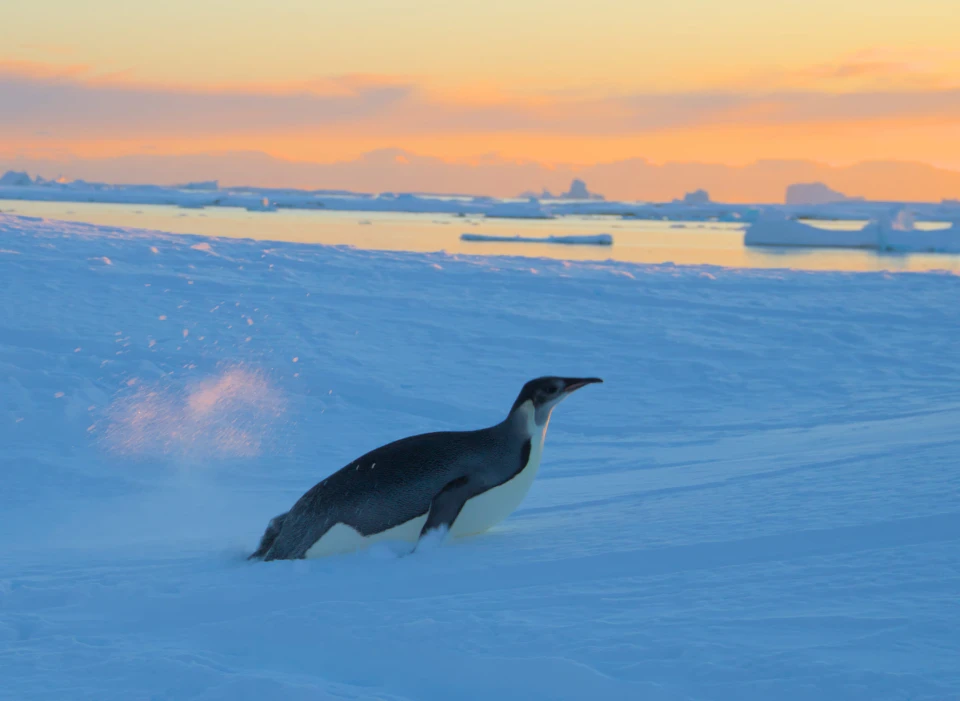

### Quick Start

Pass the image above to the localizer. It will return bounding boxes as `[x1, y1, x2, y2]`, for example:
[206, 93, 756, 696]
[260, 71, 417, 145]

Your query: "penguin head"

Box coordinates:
[509, 376, 603, 426]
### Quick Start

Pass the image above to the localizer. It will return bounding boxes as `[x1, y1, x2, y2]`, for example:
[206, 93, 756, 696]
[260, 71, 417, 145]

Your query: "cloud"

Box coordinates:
[750, 48, 960, 92]
[0, 59, 91, 80]
[0, 63, 414, 136]
[3, 59, 960, 143]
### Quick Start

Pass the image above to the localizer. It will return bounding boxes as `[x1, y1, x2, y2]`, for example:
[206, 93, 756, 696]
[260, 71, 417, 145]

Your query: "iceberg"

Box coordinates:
[745, 209, 960, 253]
[460, 233, 613, 246]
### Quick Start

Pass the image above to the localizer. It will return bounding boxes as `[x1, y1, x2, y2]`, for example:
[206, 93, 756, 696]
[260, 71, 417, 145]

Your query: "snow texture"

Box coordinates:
[1, 212, 959, 701]
[460, 232, 613, 245]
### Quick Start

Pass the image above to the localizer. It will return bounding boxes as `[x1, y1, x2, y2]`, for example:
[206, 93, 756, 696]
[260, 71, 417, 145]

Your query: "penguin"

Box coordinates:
[249, 376, 602, 561]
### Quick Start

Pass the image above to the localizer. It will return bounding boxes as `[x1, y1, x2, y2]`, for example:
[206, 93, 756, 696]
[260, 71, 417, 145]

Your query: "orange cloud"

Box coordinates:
[0, 59, 91, 81]
[745, 48, 960, 92]
[3, 58, 960, 172]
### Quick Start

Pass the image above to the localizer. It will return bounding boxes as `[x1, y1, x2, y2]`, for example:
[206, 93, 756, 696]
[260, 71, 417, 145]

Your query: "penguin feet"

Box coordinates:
[413, 525, 450, 554]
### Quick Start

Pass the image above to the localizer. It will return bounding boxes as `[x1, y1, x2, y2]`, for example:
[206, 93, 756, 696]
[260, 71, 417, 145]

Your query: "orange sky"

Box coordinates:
[3, 0, 960, 185]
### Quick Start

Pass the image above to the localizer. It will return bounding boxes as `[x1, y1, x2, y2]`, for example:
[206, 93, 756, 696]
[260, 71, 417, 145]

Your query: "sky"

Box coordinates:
[2, 0, 960, 196]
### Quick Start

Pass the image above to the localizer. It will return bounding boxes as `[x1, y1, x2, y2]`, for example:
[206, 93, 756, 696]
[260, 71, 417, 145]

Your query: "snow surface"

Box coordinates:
[460, 233, 613, 246]
[2, 212, 960, 701]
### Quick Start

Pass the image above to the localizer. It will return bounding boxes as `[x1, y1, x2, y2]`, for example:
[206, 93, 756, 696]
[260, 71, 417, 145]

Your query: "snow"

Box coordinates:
[460, 233, 613, 245]
[483, 198, 555, 219]
[746, 209, 960, 252]
[0, 172, 559, 219]
[2, 212, 960, 701]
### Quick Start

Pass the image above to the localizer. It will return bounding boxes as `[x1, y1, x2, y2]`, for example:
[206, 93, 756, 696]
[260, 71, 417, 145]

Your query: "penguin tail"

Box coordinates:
[248, 512, 289, 560]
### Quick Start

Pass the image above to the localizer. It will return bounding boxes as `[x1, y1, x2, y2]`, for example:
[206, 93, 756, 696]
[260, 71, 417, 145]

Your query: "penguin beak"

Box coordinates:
[562, 377, 603, 394]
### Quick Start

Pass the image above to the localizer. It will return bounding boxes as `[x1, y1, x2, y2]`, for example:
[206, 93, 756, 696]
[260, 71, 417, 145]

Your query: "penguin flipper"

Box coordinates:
[419, 475, 474, 539]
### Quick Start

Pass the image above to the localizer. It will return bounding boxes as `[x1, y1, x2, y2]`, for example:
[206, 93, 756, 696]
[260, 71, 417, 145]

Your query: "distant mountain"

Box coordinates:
[0, 170, 33, 187]
[674, 189, 712, 205]
[785, 182, 863, 206]
[2, 149, 959, 203]
[558, 178, 604, 200]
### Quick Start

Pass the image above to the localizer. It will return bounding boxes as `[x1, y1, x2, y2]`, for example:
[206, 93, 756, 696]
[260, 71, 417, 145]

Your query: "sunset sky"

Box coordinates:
[3, 0, 960, 191]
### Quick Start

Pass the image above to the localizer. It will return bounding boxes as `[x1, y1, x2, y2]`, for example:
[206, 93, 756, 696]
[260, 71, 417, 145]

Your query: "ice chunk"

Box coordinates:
[745, 208, 960, 252]
[460, 233, 613, 245]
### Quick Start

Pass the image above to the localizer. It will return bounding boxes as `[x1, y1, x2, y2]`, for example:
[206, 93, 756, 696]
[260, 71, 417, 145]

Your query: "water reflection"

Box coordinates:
[3, 199, 958, 274]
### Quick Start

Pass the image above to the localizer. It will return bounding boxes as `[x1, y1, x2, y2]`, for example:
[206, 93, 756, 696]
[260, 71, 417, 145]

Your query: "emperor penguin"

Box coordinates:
[249, 376, 602, 561]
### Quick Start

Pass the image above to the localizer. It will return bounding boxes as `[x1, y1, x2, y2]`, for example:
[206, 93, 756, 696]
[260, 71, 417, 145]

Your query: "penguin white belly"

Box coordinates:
[305, 411, 548, 558]
[305, 513, 428, 558]
[449, 429, 545, 538]
[304, 442, 543, 558]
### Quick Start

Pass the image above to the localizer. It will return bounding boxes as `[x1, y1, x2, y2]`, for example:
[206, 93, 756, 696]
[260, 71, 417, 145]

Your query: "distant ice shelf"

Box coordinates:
[4, 169, 960, 226]
[460, 233, 613, 246]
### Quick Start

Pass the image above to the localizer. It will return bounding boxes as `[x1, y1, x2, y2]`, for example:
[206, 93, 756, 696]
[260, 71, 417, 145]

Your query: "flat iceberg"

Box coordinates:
[483, 199, 555, 219]
[460, 233, 613, 245]
[745, 209, 960, 253]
